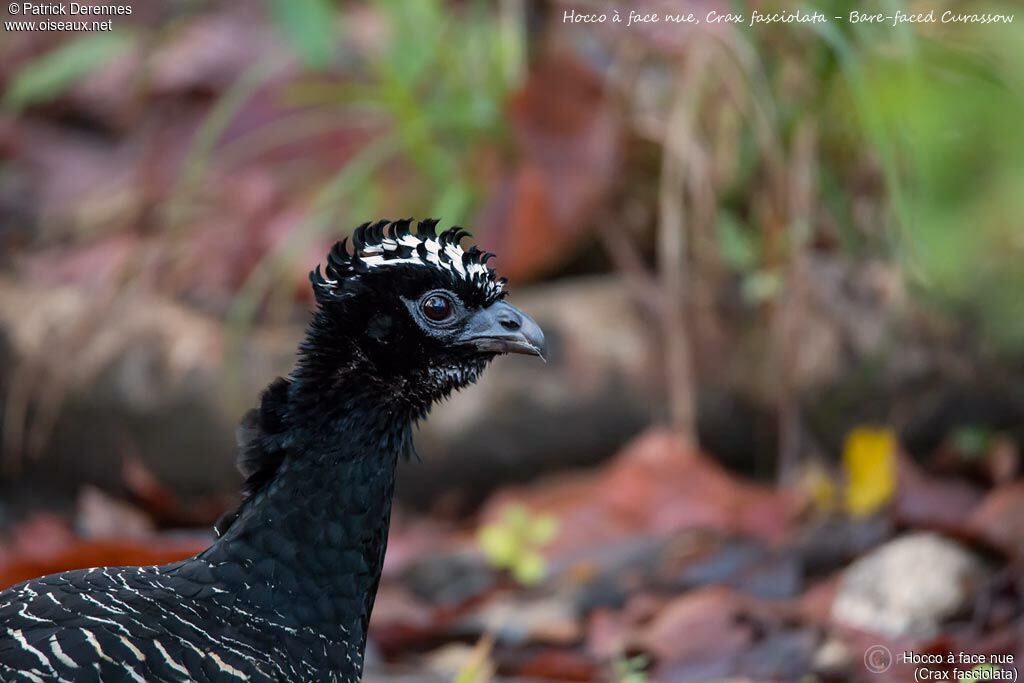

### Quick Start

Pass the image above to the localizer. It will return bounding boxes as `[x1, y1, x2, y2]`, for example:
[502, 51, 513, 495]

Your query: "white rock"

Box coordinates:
[831, 532, 985, 638]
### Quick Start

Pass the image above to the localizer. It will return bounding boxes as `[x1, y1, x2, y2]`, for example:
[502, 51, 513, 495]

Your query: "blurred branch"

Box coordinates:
[775, 121, 818, 483]
[655, 41, 714, 446]
[711, 29, 787, 201]
[595, 219, 663, 322]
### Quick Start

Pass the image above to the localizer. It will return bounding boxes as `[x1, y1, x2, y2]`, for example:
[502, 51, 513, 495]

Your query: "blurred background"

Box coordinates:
[1, 0, 1022, 681]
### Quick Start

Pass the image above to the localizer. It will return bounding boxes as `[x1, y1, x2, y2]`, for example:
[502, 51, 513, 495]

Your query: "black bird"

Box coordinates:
[0, 219, 546, 682]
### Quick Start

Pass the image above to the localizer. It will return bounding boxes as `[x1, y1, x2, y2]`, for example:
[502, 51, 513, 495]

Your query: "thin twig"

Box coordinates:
[655, 41, 712, 445]
[775, 121, 818, 483]
[595, 219, 664, 321]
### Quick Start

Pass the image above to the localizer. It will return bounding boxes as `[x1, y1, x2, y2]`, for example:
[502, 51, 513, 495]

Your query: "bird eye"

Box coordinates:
[420, 293, 454, 322]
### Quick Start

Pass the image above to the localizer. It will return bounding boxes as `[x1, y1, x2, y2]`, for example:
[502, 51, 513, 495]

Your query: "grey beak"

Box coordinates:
[460, 301, 547, 361]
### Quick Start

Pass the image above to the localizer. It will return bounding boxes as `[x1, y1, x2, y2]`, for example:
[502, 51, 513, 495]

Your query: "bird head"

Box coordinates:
[301, 219, 546, 410]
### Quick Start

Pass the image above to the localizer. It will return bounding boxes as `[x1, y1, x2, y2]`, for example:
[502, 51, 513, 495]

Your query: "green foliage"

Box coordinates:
[950, 426, 992, 460]
[715, 210, 782, 306]
[723, 0, 1023, 350]
[263, 0, 338, 69]
[477, 505, 558, 586]
[611, 654, 650, 683]
[167, 60, 286, 232]
[222, 0, 521, 374]
[280, 0, 520, 225]
[451, 635, 495, 683]
[4, 33, 133, 111]
[740, 269, 783, 305]
[840, 9, 1024, 349]
[716, 211, 758, 272]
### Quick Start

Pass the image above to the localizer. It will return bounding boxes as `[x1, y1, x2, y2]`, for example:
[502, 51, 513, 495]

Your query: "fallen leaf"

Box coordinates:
[0, 515, 209, 590]
[968, 482, 1024, 557]
[796, 460, 839, 514]
[475, 53, 621, 282]
[498, 647, 596, 681]
[433, 635, 496, 683]
[986, 436, 1020, 485]
[481, 429, 799, 562]
[893, 454, 985, 534]
[468, 594, 581, 646]
[799, 576, 841, 626]
[599, 431, 799, 543]
[843, 426, 897, 517]
[366, 583, 437, 653]
[632, 586, 751, 664]
[478, 504, 558, 586]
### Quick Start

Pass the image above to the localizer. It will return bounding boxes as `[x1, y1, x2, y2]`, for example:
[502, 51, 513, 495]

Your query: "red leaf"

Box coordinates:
[968, 482, 1024, 557]
[0, 514, 208, 591]
[634, 586, 751, 664]
[893, 454, 985, 535]
[482, 429, 799, 561]
[476, 53, 621, 281]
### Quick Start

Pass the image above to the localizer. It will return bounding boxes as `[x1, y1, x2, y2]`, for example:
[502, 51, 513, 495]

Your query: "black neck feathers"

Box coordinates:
[205, 357, 414, 657]
[205, 297, 423, 648]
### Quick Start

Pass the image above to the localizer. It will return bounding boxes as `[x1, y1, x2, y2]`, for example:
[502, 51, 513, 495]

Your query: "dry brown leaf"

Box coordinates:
[632, 586, 751, 664]
[476, 53, 621, 282]
[968, 482, 1024, 557]
[481, 429, 799, 563]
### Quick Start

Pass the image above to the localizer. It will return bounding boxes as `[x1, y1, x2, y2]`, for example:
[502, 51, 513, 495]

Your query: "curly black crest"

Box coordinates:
[219, 218, 511, 531]
[310, 218, 507, 306]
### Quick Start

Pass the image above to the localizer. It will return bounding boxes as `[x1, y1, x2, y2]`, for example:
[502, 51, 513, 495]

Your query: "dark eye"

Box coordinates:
[420, 293, 454, 322]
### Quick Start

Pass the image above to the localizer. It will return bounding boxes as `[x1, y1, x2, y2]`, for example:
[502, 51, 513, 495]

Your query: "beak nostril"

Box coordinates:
[464, 302, 546, 359]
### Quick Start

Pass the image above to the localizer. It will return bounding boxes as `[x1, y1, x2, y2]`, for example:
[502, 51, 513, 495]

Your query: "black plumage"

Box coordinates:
[0, 220, 545, 682]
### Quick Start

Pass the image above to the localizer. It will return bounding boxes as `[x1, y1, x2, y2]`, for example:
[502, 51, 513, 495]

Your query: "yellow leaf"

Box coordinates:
[511, 552, 547, 586]
[843, 427, 897, 517]
[504, 504, 531, 531]
[527, 514, 559, 545]
[477, 524, 518, 567]
[478, 505, 559, 585]
[798, 462, 838, 513]
[452, 634, 495, 683]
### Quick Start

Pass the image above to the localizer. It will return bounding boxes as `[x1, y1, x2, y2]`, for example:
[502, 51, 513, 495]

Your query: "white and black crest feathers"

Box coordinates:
[311, 219, 506, 304]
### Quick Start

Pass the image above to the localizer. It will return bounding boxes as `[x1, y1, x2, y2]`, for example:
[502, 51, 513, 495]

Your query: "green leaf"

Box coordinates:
[951, 427, 991, 459]
[503, 504, 531, 531]
[478, 524, 517, 567]
[612, 654, 650, 683]
[716, 211, 757, 271]
[430, 180, 473, 225]
[4, 33, 133, 111]
[741, 269, 782, 304]
[511, 552, 546, 586]
[264, 0, 337, 69]
[477, 504, 558, 586]
[376, 0, 444, 88]
[527, 515, 558, 545]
